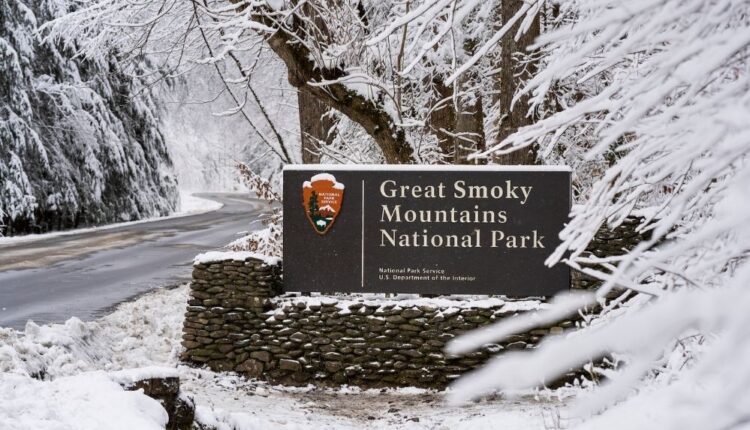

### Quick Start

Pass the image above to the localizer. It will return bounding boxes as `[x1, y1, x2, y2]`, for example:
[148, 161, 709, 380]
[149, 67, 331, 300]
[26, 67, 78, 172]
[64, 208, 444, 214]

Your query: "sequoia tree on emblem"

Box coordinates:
[302, 173, 345, 234]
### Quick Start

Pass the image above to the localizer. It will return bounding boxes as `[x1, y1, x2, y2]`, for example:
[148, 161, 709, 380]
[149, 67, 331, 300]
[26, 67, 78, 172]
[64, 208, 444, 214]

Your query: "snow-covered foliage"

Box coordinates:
[441, 0, 750, 427]
[41, 0, 541, 164]
[42, 0, 301, 163]
[161, 58, 294, 191]
[0, 0, 178, 236]
[11, 0, 750, 426]
[227, 163, 282, 257]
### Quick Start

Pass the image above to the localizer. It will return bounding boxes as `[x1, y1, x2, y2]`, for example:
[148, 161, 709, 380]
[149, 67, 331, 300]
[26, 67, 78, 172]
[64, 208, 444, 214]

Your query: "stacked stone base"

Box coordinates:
[181, 256, 580, 389]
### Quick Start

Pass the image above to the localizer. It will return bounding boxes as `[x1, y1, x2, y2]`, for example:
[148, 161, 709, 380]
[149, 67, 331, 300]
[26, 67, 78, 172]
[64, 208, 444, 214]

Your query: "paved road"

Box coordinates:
[0, 193, 268, 330]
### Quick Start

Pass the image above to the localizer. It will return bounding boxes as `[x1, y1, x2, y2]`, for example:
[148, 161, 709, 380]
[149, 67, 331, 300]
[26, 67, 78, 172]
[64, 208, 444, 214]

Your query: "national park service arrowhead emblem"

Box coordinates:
[303, 173, 345, 235]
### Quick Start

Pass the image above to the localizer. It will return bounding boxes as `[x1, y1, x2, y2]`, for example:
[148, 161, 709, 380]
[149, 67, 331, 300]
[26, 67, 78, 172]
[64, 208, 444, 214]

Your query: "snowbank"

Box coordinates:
[0, 286, 187, 377]
[178, 190, 224, 214]
[0, 372, 168, 430]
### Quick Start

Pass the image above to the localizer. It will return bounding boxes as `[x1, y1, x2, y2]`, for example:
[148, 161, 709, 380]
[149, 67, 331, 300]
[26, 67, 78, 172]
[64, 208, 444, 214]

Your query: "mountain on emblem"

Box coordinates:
[302, 173, 345, 234]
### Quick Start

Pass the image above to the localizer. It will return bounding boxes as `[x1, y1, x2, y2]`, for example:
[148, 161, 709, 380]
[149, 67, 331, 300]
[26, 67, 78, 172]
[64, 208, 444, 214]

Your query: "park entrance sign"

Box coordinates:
[283, 165, 571, 296]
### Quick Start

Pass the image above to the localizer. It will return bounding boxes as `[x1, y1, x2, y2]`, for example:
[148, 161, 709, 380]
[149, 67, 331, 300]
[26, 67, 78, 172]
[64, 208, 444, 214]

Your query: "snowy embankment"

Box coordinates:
[0, 286, 565, 430]
[178, 191, 225, 215]
[0, 192, 222, 246]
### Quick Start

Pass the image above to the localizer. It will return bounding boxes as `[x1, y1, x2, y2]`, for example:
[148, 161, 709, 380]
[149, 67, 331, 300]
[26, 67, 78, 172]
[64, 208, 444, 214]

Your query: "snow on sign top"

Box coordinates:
[307, 173, 346, 189]
[284, 164, 572, 172]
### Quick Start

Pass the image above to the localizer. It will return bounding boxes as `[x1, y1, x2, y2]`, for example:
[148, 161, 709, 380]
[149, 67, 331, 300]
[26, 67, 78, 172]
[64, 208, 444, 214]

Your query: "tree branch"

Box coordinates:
[258, 16, 414, 164]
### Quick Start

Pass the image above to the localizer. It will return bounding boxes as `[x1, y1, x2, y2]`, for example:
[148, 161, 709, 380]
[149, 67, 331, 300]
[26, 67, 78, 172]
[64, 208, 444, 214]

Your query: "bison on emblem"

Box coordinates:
[302, 173, 345, 234]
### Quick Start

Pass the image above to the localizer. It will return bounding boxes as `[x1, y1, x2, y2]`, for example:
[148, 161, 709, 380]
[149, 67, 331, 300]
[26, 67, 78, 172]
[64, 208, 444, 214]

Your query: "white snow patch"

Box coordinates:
[0, 372, 168, 430]
[178, 190, 223, 214]
[308, 172, 345, 189]
[194, 250, 281, 266]
[109, 366, 180, 387]
[273, 293, 545, 313]
[265, 0, 284, 11]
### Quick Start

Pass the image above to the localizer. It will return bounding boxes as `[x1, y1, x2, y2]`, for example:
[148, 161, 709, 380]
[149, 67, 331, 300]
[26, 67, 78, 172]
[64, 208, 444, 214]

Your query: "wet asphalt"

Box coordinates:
[0, 193, 269, 329]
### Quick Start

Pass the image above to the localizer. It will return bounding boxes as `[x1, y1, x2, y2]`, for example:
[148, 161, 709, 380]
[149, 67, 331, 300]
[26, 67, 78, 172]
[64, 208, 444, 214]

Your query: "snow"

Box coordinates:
[308, 172, 345, 189]
[446, 291, 593, 359]
[109, 366, 180, 387]
[0, 285, 563, 429]
[178, 190, 224, 215]
[319, 204, 336, 213]
[272, 293, 545, 313]
[0, 372, 168, 430]
[265, 0, 284, 12]
[194, 250, 282, 266]
[160, 63, 289, 192]
[1, 0, 179, 235]
[310, 173, 338, 183]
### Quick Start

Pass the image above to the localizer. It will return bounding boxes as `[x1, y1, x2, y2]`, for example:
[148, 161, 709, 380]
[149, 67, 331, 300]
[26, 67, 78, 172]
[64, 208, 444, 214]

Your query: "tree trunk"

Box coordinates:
[493, 0, 541, 165]
[264, 29, 412, 164]
[428, 78, 457, 162]
[298, 87, 336, 163]
[429, 75, 486, 164]
[454, 73, 486, 164]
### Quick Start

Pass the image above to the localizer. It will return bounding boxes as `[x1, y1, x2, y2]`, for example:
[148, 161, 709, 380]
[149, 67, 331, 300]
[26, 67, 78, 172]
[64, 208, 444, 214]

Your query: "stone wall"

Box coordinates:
[180, 218, 645, 388]
[181, 256, 581, 389]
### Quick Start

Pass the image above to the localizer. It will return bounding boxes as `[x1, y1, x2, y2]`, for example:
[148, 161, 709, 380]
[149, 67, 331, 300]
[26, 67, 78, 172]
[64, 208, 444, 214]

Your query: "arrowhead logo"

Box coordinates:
[303, 173, 345, 235]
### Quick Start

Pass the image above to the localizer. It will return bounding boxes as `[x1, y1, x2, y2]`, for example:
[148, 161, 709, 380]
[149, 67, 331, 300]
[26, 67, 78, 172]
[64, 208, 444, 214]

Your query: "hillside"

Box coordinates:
[0, 0, 178, 235]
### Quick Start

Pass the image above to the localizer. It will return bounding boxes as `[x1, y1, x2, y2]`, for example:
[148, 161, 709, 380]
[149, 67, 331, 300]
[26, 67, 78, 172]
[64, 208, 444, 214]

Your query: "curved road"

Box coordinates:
[0, 193, 268, 330]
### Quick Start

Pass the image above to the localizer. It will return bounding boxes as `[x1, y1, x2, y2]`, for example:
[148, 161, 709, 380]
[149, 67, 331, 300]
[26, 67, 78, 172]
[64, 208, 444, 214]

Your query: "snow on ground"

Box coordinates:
[1, 372, 169, 430]
[0, 285, 569, 429]
[178, 190, 224, 214]
[186, 369, 561, 430]
[0, 192, 223, 245]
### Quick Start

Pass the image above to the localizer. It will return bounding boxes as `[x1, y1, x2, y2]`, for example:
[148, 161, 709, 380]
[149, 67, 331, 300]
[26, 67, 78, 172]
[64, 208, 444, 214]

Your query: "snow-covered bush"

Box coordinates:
[227, 163, 282, 258]
[442, 0, 750, 427]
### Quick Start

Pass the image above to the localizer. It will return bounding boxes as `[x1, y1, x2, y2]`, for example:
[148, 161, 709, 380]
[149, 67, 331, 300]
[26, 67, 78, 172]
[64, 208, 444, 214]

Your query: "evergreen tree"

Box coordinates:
[308, 191, 319, 219]
[0, 0, 178, 235]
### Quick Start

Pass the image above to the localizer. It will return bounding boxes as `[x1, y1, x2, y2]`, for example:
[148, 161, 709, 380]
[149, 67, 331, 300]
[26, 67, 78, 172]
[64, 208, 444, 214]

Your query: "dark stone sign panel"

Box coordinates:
[283, 166, 571, 296]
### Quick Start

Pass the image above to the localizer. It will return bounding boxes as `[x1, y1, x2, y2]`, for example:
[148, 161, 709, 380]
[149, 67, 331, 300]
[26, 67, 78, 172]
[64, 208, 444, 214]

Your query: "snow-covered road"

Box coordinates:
[0, 193, 269, 329]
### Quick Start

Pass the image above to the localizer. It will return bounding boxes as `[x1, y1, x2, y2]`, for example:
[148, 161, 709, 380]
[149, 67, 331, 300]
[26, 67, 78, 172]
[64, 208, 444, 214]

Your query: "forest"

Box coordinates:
[1, 0, 748, 428]
[1, 0, 179, 235]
